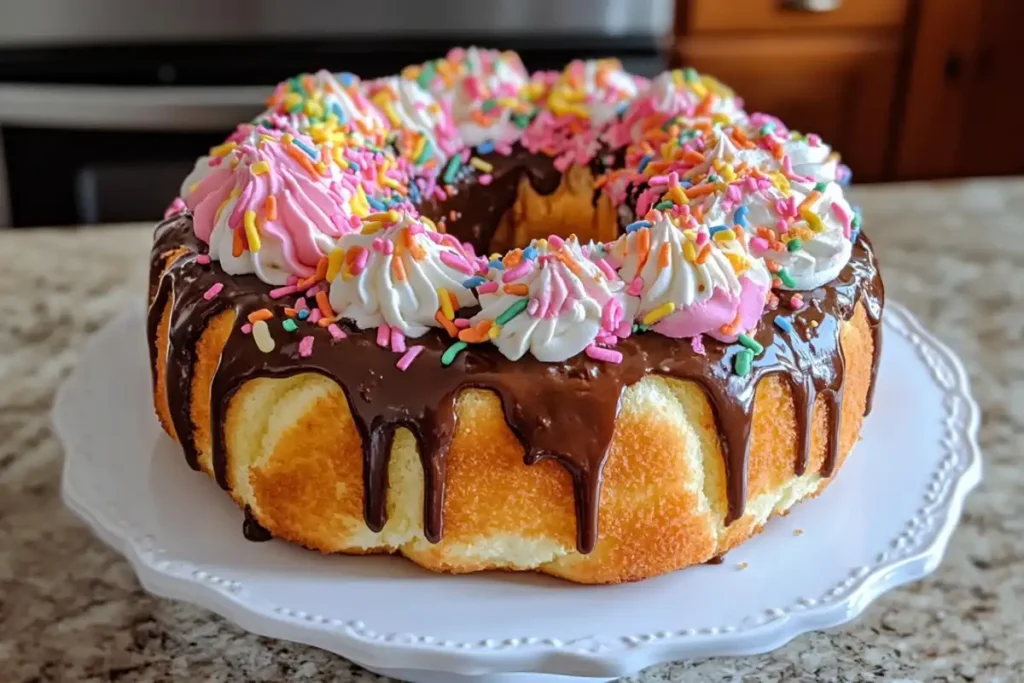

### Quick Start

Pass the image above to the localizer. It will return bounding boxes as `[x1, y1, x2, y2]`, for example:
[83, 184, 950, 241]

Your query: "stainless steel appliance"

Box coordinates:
[0, 0, 673, 227]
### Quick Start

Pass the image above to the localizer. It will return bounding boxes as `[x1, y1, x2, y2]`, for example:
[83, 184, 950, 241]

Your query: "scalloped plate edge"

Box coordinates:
[56, 300, 983, 678]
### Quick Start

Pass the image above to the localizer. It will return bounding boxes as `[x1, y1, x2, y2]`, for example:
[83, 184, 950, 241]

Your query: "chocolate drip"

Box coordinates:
[148, 224, 210, 471]
[782, 301, 846, 476]
[166, 267, 230, 471]
[149, 209, 883, 554]
[147, 271, 172, 389]
[863, 289, 885, 416]
[243, 507, 272, 542]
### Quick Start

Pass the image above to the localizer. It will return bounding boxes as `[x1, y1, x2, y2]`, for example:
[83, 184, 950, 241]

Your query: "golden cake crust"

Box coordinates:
[150, 242, 875, 584]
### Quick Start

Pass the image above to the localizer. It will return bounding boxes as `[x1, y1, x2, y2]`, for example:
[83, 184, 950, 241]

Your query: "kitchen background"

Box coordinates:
[0, 0, 1021, 228]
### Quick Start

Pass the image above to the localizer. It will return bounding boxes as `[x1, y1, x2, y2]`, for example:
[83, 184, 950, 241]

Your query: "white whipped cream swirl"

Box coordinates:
[693, 158, 854, 290]
[329, 213, 479, 337]
[472, 237, 632, 362]
[607, 68, 746, 148]
[752, 181, 853, 291]
[671, 127, 855, 291]
[746, 113, 842, 184]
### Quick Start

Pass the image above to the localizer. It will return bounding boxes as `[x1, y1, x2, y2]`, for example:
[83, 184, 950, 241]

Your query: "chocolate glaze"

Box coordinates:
[243, 507, 273, 542]
[417, 147, 562, 253]
[149, 162, 883, 554]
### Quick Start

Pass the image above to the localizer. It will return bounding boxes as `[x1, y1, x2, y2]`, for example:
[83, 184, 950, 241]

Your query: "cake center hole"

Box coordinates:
[487, 167, 621, 254]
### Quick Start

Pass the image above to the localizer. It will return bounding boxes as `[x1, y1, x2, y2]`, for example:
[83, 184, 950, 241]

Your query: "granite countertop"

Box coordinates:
[2, 178, 1022, 682]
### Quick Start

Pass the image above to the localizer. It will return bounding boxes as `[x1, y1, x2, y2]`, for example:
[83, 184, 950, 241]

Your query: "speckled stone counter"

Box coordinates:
[2, 179, 1022, 682]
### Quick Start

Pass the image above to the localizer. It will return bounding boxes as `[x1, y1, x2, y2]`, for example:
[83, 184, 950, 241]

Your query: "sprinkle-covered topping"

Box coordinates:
[180, 50, 864, 367]
[606, 118, 857, 291]
[407, 46, 533, 148]
[328, 212, 480, 337]
[364, 76, 462, 170]
[521, 59, 646, 171]
[260, 70, 390, 147]
[604, 68, 745, 150]
[469, 236, 633, 362]
[609, 212, 770, 341]
[180, 125, 357, 286]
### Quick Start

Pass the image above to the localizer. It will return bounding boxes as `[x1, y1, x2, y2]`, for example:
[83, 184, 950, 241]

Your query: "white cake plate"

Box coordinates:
[56, 301, 981, 683]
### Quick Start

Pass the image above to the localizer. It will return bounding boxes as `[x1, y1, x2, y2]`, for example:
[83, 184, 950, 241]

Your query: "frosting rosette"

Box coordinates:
[181, 125, 356, 285]
[746, 113, 844, 185]
[610, 214, 770, 341]
[521, 59, 646, 171]
[364, 76, 461, 169]
[259, 70, 390, 146]
[615, 111, 839, 204]
[713, 178, 856, 292]
[680, 125, 840, 189]
[604, 67, 746, 149]
[677, 129, 856, 291]
[328, 212, 479, 337]
[412, 46, 533, 147]
[616, 120, 856, 292]
[470, 236, 633, 362]
[562, 58, 648, 127]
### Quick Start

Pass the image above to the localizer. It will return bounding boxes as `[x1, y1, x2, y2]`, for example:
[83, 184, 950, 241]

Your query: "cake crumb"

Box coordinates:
[794, 528, 804, 536]
[737, 562, 748, 571]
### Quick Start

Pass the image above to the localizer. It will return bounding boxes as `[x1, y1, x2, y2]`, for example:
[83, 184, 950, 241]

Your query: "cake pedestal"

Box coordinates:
[56, 302, 980, 682]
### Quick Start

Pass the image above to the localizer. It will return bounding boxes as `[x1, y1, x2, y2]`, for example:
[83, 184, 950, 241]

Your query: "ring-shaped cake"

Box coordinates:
[149, 49, 883, 584]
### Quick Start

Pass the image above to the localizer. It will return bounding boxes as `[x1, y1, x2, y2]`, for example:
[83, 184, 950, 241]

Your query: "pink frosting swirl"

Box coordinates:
[181, 126, 360, 284]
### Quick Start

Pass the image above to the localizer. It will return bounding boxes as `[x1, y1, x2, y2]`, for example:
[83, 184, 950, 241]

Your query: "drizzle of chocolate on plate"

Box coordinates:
[242, 507, 272, 542]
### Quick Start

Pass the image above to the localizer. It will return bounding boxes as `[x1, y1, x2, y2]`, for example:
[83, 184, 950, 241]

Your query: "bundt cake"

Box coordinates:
[149, 48, 883, 584]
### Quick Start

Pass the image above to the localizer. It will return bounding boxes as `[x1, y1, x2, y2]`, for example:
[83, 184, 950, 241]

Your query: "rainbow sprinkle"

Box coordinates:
[202, 283, 223, 300]
[441, 341, 468, 366]
[252, 320, 275, 353]
[734, 348, 754, 376]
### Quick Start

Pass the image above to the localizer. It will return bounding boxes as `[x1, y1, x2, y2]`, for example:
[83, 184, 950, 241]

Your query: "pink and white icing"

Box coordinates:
[605, 68, 747, 149]
[471, 236, 634, 362]
[180, 126, 355, 286]
[610, 215, 770, 341]
[328, 212, 479, 337]
[172, 52, 864, 365]
[522, 59, 647, 171]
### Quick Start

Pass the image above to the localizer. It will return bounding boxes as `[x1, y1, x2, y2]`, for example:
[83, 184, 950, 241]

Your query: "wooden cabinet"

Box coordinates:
[673, 0, 1024, 182]
[673, 0, 909, 183]
[896, 0, 1024, 179]
[682, 0, 906, 33]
